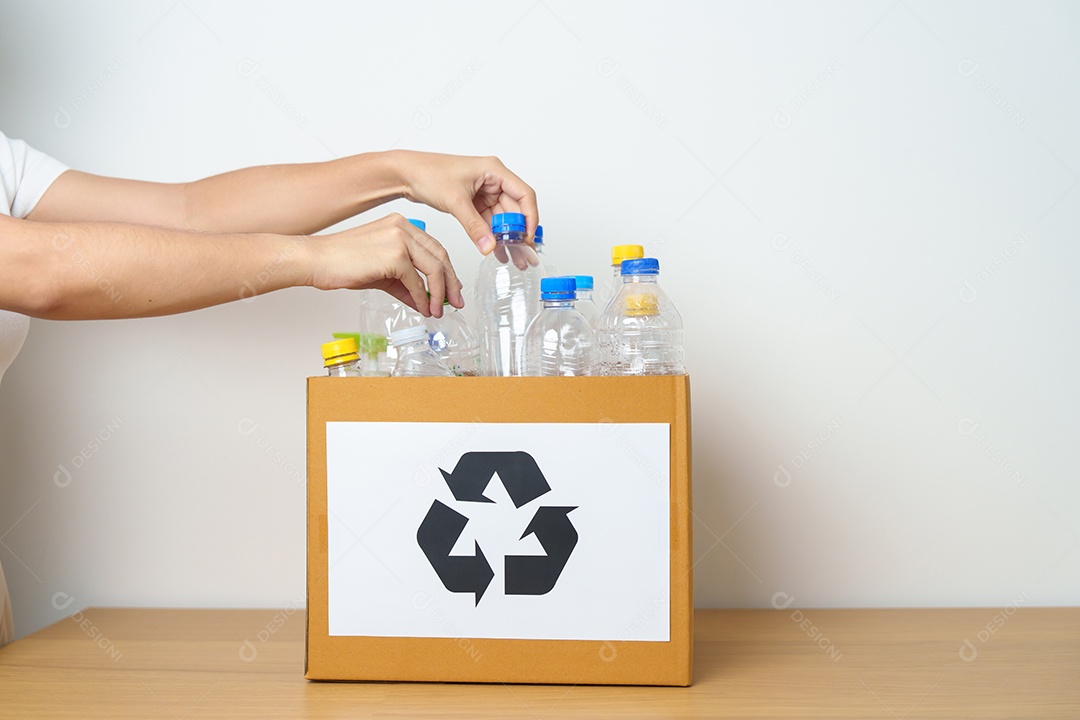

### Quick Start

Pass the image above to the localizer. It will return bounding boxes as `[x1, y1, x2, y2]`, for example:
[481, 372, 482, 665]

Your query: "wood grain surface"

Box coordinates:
[1, 607, 1077, 718]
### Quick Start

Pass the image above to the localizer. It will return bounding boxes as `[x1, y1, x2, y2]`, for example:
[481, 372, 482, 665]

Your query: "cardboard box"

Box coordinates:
[306, 375, 692, 686]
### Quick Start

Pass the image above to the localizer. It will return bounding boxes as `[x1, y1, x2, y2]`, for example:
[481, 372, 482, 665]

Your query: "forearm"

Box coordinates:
[0, 216, 310, 320]
[27, 149, 538, 258]
[180, 150, 406, 234]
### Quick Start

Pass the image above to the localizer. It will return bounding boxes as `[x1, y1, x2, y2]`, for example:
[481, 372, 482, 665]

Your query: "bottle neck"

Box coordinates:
[542, 298, 575, 309]
[496, 230, 527, 245]
[325, 355, 357, 368]
[621, 274, 659, 284]
[326, 360, 358, 376]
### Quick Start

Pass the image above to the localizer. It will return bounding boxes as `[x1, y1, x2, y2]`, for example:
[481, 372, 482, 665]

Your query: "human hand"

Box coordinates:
[390, 150, 540, 255]
[492, 242, 541, 271]
[306, 213, 463, 317]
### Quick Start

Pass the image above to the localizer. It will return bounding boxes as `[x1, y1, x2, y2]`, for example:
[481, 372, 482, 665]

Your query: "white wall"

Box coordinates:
[1, 1, 1077, 640]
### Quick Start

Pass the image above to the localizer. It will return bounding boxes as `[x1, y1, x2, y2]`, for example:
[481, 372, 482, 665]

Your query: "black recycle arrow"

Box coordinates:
[505, 506, 578, 596]
[416, 500, 494, 605]
[439, 451, 551, 508]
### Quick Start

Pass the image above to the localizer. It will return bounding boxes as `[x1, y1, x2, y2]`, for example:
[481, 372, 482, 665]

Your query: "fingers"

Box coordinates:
[506, 244, 529, 271]
[398, 216, 463, 315]
[510, 244, 540, 270]
[406, 232, 444, 317]
[396, 263, 430, 317]
[486, 160, 540, 243]
[391, 153, 540, 270]
[450, 198, 496, 255]
[381, 279, 421, 312]
[313, 214, 462, 319]
[450, 159, 539, 254]
[524, 244, 540, 267]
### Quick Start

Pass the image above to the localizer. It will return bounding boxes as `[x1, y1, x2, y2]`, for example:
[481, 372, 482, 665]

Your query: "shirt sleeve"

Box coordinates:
[1, 131, 68, 219]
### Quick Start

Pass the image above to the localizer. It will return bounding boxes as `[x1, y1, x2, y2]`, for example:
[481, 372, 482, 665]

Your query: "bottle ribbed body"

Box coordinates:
[521, 301, 596, 376]
[391, 339, 456, 377]
[574, 288, 600, 328]
[596, 271, 684, 376]
[427, 306, 481, 377]
[476, 232, 543, 376]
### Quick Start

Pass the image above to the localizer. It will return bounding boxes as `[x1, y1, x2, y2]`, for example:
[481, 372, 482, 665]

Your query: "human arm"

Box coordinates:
[28, 150, 539, 254]
[0, 212, 459, 320]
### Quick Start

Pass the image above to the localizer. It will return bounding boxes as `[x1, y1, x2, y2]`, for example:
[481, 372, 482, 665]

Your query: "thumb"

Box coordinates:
[451, 201, 495, 255]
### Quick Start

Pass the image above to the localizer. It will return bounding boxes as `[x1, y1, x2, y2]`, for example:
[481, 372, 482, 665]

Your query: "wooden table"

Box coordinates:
[1, 607, 1077, 718]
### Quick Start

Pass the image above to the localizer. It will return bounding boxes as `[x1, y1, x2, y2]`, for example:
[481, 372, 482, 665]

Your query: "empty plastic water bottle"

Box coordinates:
[427, 300, 481, 376]
[571, 275, 600, 328]
[357, 218, 430, 376]
[357, 289, 389, 373]
[322, 337, 362, 377]
[389, 325, 456, 377]
[521, 276, 596, 376]
[596, 258, 684, 375]
[600, 244, 645, 311]
[358, 290, 422, 375]
[475, 212, 544, 376]
[533, 225, 558, 277]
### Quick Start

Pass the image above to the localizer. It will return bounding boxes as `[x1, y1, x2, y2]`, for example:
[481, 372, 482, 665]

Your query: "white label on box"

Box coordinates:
[326, 421, 671, 642]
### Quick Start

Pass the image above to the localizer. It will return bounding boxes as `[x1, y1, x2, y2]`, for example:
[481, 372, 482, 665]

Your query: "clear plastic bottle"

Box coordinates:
[427, 300, 481, 376]
[390, 325, 456, 377]
[357, 217, 428, 375]
[533, 225, 558, 277]
[599, 244, 645, 311]
[322, 337, 362, 377]
[475, 212, 544, 376]
[596, 258, 685, 375]
[357, 290, 390, 375]
[521, 276, 596, 376]
[571, 275, 600, 328]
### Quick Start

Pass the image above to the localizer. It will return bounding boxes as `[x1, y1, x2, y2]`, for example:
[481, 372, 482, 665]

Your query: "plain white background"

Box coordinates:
[1, 1, 1077, 640]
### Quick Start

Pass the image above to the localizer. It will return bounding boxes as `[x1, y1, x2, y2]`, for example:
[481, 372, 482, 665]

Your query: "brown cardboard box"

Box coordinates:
[306, 375, 692, 686]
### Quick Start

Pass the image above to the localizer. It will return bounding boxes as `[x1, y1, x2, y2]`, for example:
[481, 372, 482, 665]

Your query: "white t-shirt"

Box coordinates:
[1, 132, 66, 645]
[0, 130, 68, 384]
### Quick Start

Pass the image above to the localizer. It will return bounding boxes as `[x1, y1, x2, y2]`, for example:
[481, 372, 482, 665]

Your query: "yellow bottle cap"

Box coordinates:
[624, 293, 660, 317]
[321, 337, 359, 367]
[611, 244, 644, 266]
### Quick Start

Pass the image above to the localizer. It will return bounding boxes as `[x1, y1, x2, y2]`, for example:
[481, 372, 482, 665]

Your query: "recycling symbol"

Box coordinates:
[416, 451, 578, 605]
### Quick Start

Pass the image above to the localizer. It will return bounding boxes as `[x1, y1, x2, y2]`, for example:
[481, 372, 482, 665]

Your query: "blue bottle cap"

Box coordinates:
[620, 257, 660, 276]
[572, 275, 594, 290]
[491, 212, 526, 234]
[534, 225, 544, 243]
[407, 218, 426, 231]
[540, 275, 576, 300]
